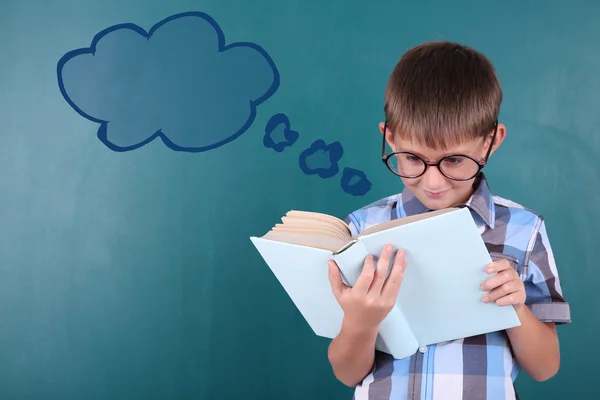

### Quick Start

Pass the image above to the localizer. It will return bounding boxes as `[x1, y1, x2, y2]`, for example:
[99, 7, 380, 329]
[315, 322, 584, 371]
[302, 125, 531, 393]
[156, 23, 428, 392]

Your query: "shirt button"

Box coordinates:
[419, 345, 427, 353]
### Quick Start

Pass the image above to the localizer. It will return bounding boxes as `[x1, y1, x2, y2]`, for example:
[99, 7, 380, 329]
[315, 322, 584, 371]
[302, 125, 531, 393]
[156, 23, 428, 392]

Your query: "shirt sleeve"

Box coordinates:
[344, 213, 361, 237]
[523, 218, 571, 324]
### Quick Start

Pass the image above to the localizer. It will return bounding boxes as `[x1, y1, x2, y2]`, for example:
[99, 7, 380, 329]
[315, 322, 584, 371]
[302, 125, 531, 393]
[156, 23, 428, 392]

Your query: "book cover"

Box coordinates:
[250, 207, 521, 359]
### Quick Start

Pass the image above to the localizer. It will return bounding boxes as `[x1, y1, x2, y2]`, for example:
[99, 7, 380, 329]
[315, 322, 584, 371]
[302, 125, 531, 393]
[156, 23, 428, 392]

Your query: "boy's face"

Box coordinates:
[380, 122, 506, 210]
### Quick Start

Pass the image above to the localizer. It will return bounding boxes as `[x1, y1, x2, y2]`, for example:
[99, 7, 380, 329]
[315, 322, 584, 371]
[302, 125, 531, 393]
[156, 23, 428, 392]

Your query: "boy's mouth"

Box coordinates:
[423, 189, 449, 199]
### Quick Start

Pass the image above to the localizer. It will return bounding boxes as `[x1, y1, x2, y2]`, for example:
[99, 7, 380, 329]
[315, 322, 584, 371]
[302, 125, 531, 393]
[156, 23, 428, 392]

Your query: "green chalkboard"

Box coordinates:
[0, 0, 597, 398]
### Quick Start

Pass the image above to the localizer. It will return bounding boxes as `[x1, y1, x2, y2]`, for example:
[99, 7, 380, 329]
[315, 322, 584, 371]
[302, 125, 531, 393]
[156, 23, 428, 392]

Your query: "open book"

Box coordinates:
[250, 207, 520, 360]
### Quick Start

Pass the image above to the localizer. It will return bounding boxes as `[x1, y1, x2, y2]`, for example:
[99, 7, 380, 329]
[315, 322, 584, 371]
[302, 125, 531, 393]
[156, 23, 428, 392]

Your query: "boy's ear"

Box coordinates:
[379, 122, 397, 152]
[486, 123, 507, 158]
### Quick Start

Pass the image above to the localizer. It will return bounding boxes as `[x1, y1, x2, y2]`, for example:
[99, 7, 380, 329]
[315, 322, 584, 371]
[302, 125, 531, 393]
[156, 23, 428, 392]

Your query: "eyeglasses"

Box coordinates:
[381, 120, 498, 181]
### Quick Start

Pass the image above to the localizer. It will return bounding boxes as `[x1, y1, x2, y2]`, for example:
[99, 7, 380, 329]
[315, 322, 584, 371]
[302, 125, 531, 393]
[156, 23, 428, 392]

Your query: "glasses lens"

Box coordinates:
[439, 156, 480, 180]
[387, 152, 426, 177]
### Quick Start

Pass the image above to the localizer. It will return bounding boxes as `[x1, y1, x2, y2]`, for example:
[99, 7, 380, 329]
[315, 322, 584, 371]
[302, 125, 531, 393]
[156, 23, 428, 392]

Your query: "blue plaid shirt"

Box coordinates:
[344, 174, 570, 400]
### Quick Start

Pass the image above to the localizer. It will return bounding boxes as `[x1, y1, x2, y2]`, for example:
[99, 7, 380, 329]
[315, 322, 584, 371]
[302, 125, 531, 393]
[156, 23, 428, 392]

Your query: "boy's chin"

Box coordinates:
[415, 190, 458, 210]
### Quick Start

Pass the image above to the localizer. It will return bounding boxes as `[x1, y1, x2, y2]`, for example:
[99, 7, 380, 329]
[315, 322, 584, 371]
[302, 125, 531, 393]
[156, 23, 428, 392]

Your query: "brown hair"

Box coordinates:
[384, 41, 502, 149]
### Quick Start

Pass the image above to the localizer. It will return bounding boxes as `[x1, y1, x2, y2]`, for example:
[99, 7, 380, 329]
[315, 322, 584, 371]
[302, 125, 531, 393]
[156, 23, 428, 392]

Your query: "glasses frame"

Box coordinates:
[381, 120, 498, 181]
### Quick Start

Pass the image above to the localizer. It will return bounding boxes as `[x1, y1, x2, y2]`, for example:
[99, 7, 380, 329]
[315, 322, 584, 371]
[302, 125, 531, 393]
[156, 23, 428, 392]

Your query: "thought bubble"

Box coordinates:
[57, 12, 279, 152]
[298, 139, 343, 178]
[263, 113, 299, 152]
[341, 167, 372, 196]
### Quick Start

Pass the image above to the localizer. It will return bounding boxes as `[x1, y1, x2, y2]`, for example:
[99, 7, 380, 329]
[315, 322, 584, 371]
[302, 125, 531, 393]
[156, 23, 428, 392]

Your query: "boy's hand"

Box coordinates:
[327, 245, 407, 333]
[481, 259, 526, 310]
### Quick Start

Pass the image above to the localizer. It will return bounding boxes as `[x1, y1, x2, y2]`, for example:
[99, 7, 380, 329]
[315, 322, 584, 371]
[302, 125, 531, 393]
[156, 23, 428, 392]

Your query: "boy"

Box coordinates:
[326, 41, 570, 400]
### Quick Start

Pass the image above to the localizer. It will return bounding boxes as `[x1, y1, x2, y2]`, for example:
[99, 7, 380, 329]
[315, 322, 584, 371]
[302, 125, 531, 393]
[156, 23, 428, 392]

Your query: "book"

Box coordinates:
[250, 206, 521, 360]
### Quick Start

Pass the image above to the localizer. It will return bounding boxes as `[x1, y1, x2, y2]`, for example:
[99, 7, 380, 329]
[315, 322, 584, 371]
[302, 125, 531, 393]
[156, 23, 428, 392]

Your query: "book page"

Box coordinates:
[280, 216, 350, 241]
[285, 211, 352, 238]
[273, 225, 348, 243]
[359, 208, 458, 237]
[259, 210, 353, 252]
[262, 230, 348, 253]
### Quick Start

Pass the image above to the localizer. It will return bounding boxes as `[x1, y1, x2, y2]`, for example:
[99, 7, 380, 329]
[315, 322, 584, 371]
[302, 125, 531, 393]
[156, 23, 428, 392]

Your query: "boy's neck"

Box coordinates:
[454, 186, 478, 208]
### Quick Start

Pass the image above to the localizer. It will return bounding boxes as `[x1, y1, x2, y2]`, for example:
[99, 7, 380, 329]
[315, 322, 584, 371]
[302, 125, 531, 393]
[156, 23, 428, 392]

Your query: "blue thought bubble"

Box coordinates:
[299, 139, 344, 178]
[341, 167, 372, 196]
[57, 11, 280, 152]
[263, 113, 299, 152]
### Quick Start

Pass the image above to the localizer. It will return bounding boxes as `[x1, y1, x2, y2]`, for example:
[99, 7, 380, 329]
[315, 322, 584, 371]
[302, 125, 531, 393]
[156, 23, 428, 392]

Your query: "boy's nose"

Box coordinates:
[420, 165, 449, 190]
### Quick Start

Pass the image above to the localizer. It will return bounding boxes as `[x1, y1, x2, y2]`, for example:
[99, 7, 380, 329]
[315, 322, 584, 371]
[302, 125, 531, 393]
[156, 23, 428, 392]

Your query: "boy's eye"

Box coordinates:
[401, 154, 421, 163]
[442, 156, 464, 166]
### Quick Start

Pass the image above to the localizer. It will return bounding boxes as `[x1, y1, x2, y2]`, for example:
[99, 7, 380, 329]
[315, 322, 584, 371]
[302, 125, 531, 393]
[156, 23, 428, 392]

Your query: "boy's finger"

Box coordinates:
[483, 280, 519, 304]
[327, 260, 345, 299]
[495, 293, 519, 307]
[480, 269, 513, 291]
[485, 259, 512, 274]
[370, 244, 394, 293]
[382, 249, 407, 297]
[354, 255, 376, 293]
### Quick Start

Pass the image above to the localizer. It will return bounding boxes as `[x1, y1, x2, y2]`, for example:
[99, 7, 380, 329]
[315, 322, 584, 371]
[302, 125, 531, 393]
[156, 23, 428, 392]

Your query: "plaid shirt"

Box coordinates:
[344, 174, 570, 400]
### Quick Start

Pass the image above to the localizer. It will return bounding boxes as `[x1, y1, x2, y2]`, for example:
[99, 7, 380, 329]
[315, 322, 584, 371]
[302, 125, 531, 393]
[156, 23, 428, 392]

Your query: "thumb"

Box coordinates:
[328, 260, 345, 299]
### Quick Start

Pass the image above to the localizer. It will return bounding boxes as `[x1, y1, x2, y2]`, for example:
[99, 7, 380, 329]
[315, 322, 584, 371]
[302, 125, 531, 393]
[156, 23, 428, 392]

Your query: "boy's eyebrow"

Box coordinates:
[393, 146, 439, 162]
[396, 143, 479, 161]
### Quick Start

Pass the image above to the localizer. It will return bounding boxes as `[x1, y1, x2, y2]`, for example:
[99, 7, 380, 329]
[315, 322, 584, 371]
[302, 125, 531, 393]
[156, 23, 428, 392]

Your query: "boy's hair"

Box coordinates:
[384, 41, 502, 149]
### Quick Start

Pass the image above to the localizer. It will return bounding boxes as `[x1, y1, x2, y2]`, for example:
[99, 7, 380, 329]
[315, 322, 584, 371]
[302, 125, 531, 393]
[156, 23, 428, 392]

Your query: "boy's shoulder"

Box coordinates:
[492, 194, 546, 226]
[343, 192, 403, 236]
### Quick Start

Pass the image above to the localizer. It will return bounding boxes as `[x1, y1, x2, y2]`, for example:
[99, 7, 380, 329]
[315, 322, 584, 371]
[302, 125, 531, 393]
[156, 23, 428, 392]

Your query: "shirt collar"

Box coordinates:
[399, 173, 496, 229]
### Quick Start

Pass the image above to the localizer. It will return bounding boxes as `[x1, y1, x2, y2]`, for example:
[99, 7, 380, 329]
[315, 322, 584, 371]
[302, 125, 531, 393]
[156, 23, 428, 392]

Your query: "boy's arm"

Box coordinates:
[482, 219, 570, 381]
[327, 318, 378, 387]
[505, 307, 560, 381]
[327, 246, 407, 387]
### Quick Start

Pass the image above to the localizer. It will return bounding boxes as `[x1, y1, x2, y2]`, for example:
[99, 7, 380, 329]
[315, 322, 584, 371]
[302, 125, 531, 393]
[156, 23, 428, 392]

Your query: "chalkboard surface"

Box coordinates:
[1, 0, 596, 398]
